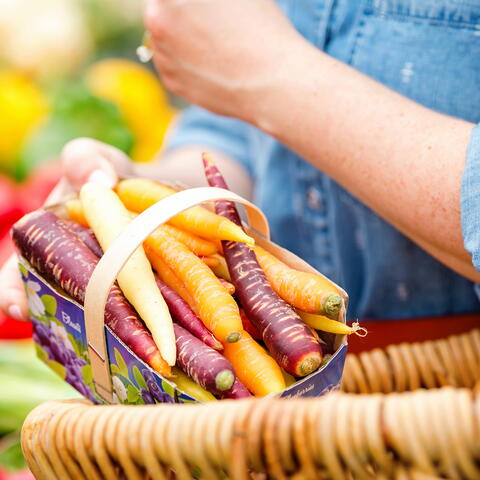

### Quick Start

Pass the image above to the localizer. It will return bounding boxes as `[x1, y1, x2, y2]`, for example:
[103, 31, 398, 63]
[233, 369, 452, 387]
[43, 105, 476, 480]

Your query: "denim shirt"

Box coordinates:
[168, 0, 480, 320]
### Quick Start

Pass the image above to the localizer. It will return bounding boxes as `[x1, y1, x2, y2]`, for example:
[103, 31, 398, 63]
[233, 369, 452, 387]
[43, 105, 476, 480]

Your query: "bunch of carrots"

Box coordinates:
[12, 154, 365, 401]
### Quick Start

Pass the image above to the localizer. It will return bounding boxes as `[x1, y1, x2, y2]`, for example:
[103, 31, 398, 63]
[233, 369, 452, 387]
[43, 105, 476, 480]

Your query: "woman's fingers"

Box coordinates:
[61, 137, 134, 190]
[0, 254, 29, 321]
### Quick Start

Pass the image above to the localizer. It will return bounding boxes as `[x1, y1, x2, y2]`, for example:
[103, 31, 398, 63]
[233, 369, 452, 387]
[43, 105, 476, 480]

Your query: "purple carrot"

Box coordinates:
[12, 210, 167, 374]
[203, 153, 322, 377]
[173, 324, 234, 394]
[62, 219, 104, 258]
[155, 277, 223, 350]
[221, 378, 251, 399]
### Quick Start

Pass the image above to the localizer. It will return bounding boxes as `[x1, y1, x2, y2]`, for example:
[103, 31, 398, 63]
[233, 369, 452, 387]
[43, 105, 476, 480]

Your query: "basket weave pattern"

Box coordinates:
[342, 329, 480, 393]
[22, 329, 480, 480]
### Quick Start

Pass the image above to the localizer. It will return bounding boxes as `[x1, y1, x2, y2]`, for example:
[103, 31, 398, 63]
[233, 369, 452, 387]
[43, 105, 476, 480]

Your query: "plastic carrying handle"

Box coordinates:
[83, 186, 269, 402]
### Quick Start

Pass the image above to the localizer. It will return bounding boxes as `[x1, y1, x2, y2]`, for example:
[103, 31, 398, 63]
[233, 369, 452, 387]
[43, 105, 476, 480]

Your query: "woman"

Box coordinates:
[2, 0, 480, 331]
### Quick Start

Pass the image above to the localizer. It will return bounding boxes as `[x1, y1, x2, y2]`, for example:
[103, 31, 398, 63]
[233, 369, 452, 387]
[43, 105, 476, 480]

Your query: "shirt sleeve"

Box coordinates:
[461, 123, 480, 271]
[166, 105, 253, 177]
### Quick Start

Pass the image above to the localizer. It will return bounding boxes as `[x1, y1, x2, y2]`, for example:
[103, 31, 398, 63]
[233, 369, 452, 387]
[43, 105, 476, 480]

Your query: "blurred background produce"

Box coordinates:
[0, 1, 176, 476]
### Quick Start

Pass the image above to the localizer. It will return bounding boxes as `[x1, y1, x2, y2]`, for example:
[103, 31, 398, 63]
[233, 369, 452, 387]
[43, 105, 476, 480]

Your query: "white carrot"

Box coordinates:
[80, 183, 176, 365]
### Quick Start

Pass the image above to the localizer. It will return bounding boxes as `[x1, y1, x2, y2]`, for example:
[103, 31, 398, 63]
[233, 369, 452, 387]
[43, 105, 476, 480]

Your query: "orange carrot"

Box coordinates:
[253, 245, 343, 317]
[159, 224, 218, 256]
[144, 229, 243, 343]
[222, 331, 286, 396]
[116, 178, 254, 244]
[145, 247, 194, 305]
[199, 255, 220, 268]
[65, 199, 88, 227]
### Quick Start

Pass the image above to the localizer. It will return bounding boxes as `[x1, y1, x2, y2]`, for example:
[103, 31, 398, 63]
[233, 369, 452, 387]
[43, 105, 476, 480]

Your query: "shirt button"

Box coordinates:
[306, 187, 323, 211]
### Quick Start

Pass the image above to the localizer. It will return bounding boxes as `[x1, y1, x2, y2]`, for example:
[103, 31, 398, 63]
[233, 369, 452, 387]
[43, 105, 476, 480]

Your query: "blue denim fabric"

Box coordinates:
[462, 125, 480, 271]
[168, 0, 480, 320]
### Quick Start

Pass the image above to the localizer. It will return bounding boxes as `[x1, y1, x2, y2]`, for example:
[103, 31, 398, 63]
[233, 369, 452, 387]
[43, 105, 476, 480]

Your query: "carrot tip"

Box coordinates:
[297, 355, 322, 377]
[215, 370, 235, 391]
[320, 354, 332, 368]
[322, 293, 343, 317]
[150, 353, 173, 378]
[212, 339, 224, 351]
[244, 235, 255, 246]
[225, 332, 241, 343]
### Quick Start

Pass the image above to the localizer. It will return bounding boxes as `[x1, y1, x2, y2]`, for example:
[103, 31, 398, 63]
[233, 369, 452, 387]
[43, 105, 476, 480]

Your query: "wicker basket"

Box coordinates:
[21, 328, 480, 480]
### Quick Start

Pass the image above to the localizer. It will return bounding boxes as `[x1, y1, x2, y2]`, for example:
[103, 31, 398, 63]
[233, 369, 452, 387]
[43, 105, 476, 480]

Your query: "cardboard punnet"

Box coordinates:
[18, 186, 348, 404]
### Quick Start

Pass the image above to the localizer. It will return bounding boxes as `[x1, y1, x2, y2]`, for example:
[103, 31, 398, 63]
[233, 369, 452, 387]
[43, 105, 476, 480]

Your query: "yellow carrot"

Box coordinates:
[208, 253, 231, 281]
[222, 331, 286, 396]
[80, 183, 176, 367]
[282, 369, 297, 387]
[116, 178, 254, 244]
[66, 199, 218, 256]
[159, 224, 218, 256]
[170, 367, 217, 402]
[254, 245, 343, 317]
[65, 199, 89, 227]
[296, 310, 367, 336]
[144, 228, 243, 343]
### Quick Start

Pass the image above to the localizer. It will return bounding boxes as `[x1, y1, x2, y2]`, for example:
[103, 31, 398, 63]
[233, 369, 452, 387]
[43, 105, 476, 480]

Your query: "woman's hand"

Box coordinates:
[0, 138, 133, 321]
[145, 0, 301, 122]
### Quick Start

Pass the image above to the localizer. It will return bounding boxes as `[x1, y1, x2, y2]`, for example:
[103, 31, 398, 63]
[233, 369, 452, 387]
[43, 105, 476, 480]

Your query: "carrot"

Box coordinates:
[203, 153, 322, 376]
[159, 224, 218, 256]
[254, 245, 343, 317]
[62, 219, 104, 258]
[174, 324, 234, 395]
[116, 178, 254, 244]
[170, 368, 216, 402]
[239, 308, 262, 340]
[80, 183, 176, 366]
[12, 210, 170, 376]
[146, 247, 194, 305]
[208, 254, 231, 281]
[296, 310, 367, 336]
[144, 229, 243, 343]
[154, 276, 223, 350]
[199, 255, 220, 268]
[65, 199, 88, 227]
[222, 331, 286, 396]
[221, 378, 252, 399]
[282, 370, 297, 387]
[218, 278, 235, 295]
